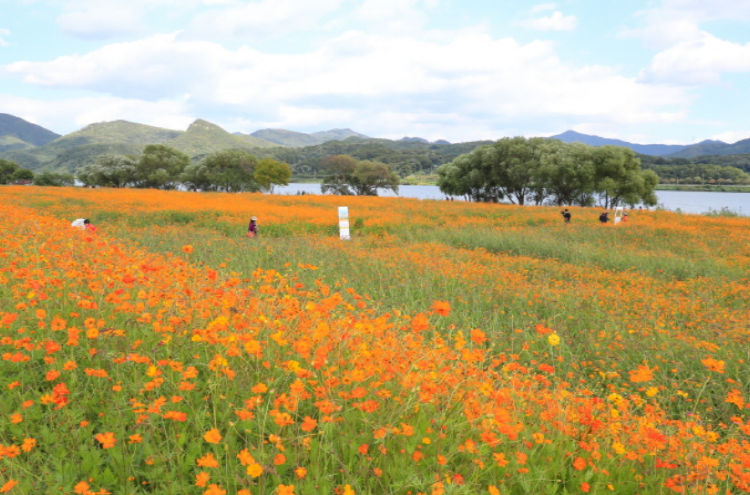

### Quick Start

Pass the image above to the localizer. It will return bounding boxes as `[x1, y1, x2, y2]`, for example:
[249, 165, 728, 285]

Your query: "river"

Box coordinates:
[274, 184, 748, 216]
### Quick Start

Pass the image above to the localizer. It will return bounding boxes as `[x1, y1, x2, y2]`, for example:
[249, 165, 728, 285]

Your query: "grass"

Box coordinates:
[1, 186, 749, 495]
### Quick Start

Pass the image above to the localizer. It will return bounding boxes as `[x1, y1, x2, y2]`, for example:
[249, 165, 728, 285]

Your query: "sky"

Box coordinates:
[1, 0, 749, 145]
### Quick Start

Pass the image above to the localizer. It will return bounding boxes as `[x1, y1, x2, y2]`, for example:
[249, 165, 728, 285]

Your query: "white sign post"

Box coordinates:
[614, 206, 624, 225]
[338, 206, 350, 240]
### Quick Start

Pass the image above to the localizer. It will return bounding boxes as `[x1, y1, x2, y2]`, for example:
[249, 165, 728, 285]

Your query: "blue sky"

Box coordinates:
[1, 0, 749, 145]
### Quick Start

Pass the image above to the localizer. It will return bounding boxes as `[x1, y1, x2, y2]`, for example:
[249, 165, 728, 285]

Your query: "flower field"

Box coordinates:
[1, 185, 749, 495]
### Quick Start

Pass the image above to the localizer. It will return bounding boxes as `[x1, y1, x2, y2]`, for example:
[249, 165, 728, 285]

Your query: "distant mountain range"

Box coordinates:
[245, 128, 369, 147]
[2, 112, 750, 173]
[550, 130, 750, 158]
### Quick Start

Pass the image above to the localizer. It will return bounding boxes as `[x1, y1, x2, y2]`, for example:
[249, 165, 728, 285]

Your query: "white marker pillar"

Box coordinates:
[614, 206, 624, 225]
[338, 206, 350, 240]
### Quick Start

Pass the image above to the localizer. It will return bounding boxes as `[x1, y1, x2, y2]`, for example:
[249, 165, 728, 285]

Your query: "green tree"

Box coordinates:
[254, 158, 291, 194]
[77, 154, 138, 188]
[181, 149, 258, 192]
[320, 155, 399, 196]
[436, 152, 503, 202]
[538, 141, 596, 206]
[136, 144, 190, 189]
[10, 168, 34, 183]
[0, 158, 20, 184]
[32, 171, 75, 187]
[592, 146, 658, 208]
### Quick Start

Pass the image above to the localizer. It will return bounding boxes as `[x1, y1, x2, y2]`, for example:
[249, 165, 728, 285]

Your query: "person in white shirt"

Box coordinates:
[71, 218, 95, 231]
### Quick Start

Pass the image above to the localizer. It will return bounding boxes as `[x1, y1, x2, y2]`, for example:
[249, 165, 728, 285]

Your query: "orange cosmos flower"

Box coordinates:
[182, 245, 194, 253]
[431, 300, 451, 316]
[573, 457, 587, 471]
[21, 438, 36, 452]
[277, 485, 295, 495]
[195, 472, 211, 487]
[629, 365, 654, 383]
[247, 463, 263, 478]
[701, 357, 726, 374]
[73, 481, 90, 494]
[273, 453, 286, 465]
[95, 432, 116, 449]
[295, 467, 307, 479]
[580, 482, 591, 493]
[10, 414, 22, 424]
[489, 486, 501, 495]
[128, 434, 143, 444]
[0, 480, 18, 493]
[197, 453, 219, 468]
[203, 428, 222, 444]
[300, 416, 317, 432]
[203, 484, 226, 495]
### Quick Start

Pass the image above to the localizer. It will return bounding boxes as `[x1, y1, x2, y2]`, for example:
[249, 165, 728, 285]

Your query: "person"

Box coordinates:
[622, 213, 628, 223]
[71, 218, 96, 231]
[599, 211, 609, 224]
[247, 216, 259, 238]
[561, 208, 571, 224]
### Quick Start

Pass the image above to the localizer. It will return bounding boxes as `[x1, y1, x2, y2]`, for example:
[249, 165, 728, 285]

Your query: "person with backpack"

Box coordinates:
[599, 211, 609, 224]
[561, 209, 571, 224]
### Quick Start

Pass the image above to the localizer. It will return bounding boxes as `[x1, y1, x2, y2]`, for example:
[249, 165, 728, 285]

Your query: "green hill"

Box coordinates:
[249, 129, 326, 147]
[667, 138, 750, 158]
[169, 119, 280, 156]
[0, 120, 183, 171]
[0, 113, 61, 153]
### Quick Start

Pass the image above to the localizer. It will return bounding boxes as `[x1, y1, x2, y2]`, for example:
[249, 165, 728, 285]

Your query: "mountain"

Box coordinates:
[248, 129, 325, 147]
[551, 130, 698, 156]
[0, 113, 61, 153]
[0, 120, 184, 170]
[400, 137, 430, 143]
[310, 128, 369, 142]
[0, 118, 280, 172]
[666, 138, 750, 158]
[169, 119, 278, 156]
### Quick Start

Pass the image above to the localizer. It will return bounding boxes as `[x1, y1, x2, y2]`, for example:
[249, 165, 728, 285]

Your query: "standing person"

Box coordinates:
[247, 216, 259, 238]
[599, 211, 609, 224]
[561, 208, 571, 224]
[71, 218, 96, 231]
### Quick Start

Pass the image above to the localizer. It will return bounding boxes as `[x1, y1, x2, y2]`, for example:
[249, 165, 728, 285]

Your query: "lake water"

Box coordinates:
[275, 184, 748, 216]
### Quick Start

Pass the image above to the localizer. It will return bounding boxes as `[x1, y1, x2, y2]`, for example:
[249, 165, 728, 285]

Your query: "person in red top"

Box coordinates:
[247, 216, 259, 238]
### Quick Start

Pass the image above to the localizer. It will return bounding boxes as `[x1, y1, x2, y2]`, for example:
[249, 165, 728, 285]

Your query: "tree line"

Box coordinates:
[76, 145, 291, 192]
[437, 137, 659, 207]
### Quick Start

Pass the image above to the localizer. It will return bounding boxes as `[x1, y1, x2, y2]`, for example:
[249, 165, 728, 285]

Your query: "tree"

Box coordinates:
[320, 155, 399, 196]
[538, 141, 596, 206]
[10, 168, 34, 183]
[592, 146, 658, 208]
[0, 158, 20, 184]
[254, 158, 291, 194]
[181, 149, 258, 192]
[78, 154, 138, 187]
[32, 171, 75, 187]
[320, 155, 358, 195]
[136, 144, 190, 189]
[436, 152, 504, 202]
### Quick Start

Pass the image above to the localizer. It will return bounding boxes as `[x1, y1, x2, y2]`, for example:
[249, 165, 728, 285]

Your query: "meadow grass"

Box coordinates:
[1, 186, 749, 495]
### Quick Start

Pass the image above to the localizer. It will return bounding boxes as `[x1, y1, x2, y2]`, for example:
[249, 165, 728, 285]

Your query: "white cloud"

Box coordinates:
[709, 130, 750, 144]
[639, 33, 750, 85]
[356, 0, 430, 32]
[185, 0, 348, 39]
[0, 28, 10, 47]
[529, 3, 557, 14]
[0, 93, 192, 134]
[57, 8, 144, 39]
[519, 11, 577, 31]
[2, 29, 691, 141]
